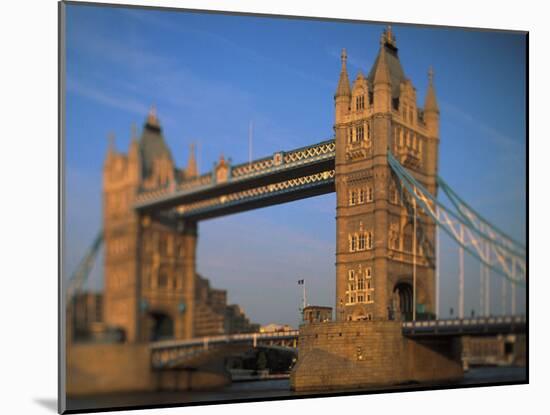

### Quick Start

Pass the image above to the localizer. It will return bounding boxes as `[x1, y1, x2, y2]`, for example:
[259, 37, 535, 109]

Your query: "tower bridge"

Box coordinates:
[66, 26, 526, 395]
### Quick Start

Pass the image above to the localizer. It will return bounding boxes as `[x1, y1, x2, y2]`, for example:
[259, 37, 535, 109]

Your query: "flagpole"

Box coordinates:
[303, 279, 307, 311]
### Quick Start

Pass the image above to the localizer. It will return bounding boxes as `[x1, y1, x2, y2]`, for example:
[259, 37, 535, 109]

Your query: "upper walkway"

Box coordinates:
[134, 139, 335, 220]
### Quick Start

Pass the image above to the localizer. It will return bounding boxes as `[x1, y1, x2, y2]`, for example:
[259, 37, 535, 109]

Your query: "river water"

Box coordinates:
[67, 366, 527, 412]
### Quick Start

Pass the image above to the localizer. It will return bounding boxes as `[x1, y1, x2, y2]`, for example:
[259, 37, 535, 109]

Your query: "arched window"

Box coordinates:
[356, 126, 364, 141]
[350, 234, 358, 252]
[366, 231, 374, 249]
[358, 233, 366, 250]
[366, 186, 374, 202]
[349, 190, 357, 206]
[355, 95, 365, 111]
[358, 275, 365, 290]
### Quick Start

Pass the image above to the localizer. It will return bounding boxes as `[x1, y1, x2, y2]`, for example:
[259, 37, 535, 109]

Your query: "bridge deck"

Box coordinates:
[151, 316, 526, 352]
[401, 316, 526, 337]
[149, 318, 526, 369]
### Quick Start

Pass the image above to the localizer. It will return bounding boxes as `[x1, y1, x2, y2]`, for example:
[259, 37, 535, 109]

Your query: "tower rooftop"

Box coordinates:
[139, 107, 174, 179]
[367, 27, 407, 99]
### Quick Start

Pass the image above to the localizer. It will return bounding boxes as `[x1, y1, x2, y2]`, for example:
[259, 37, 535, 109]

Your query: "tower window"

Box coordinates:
[348, 128, 353, 144]
[366, 186, 374, 202]
[366, 267, 372, 278]
[358, 188, 365, 204]
[356, 126, 364, 141]
[358, 233, 366, 250]
[350, 234, 358, 252]
[366, 231, 373, 250]
[348, 269, 356, 280]
[349, 190, 358, 206]
[358, 275, 365, 290]
[355, 95, 365, 110]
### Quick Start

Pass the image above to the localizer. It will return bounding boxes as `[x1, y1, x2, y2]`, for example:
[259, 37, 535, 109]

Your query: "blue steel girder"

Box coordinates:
[387, 152, 526, 286]
[66, 231, 103, 301]
[134, 139, 336, 214]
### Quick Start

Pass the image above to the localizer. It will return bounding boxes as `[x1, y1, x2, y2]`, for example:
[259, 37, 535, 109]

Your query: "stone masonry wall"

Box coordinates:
[290, 321, 463, 391]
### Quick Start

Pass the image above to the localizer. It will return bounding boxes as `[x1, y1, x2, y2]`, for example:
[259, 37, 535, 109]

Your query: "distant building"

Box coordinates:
[462, 334, 526, 368]
[225, 304, 260, 334]
[69, 292, 103, 340]
[194, 274, 259, 336]
[303, 306, 333, 324]
[260, 323, 295, 333]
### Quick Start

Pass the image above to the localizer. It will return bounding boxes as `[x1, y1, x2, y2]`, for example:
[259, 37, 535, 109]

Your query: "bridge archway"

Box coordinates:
[394, 282, 413, 321]
[148, 311, 174, 341]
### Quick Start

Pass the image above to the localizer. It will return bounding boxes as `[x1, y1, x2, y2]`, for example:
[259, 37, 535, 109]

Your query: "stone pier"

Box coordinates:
[66, 343, 230, 396]
[290, 321, 463, 392]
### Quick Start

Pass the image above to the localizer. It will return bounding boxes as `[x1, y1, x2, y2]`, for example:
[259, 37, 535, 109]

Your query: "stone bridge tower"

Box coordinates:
[334, 27, 440, 322]
[103, 109, 196, 342]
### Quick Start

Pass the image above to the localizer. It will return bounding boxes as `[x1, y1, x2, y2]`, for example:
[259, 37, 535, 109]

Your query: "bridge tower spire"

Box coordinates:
[335, 48, 351, 124]
[186, 142, 198, 178]
[424, 66, 440, 137]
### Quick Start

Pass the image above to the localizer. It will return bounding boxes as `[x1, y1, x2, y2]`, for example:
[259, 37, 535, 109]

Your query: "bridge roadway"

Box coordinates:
[150, 316, 526, 369]
[401, 315, 526, 337]
[151, 330, 299, 369]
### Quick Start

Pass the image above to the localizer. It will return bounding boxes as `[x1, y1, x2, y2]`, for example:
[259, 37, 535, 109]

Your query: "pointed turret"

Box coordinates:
[105, 132, 116, 163]
[139, 106, 174, 184]
[335, 48, 351, 123]
[186, 143, 198, 178]
[128, 123, 141, 186]
[372, 33, 392, 114]
[367, 26, 407, 108]
[129, 123, 139, 152]
[423, 67, 440, 181]
[424, 67, 439, 114]
[335, 48, 351, 98]
[373, 40, 391, 87]
[147, 105, 160, 129]
[424, 67, 439, 139]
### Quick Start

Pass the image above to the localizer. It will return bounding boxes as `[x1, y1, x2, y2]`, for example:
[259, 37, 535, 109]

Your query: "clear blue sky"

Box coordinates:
[64, 4, 526, 327]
